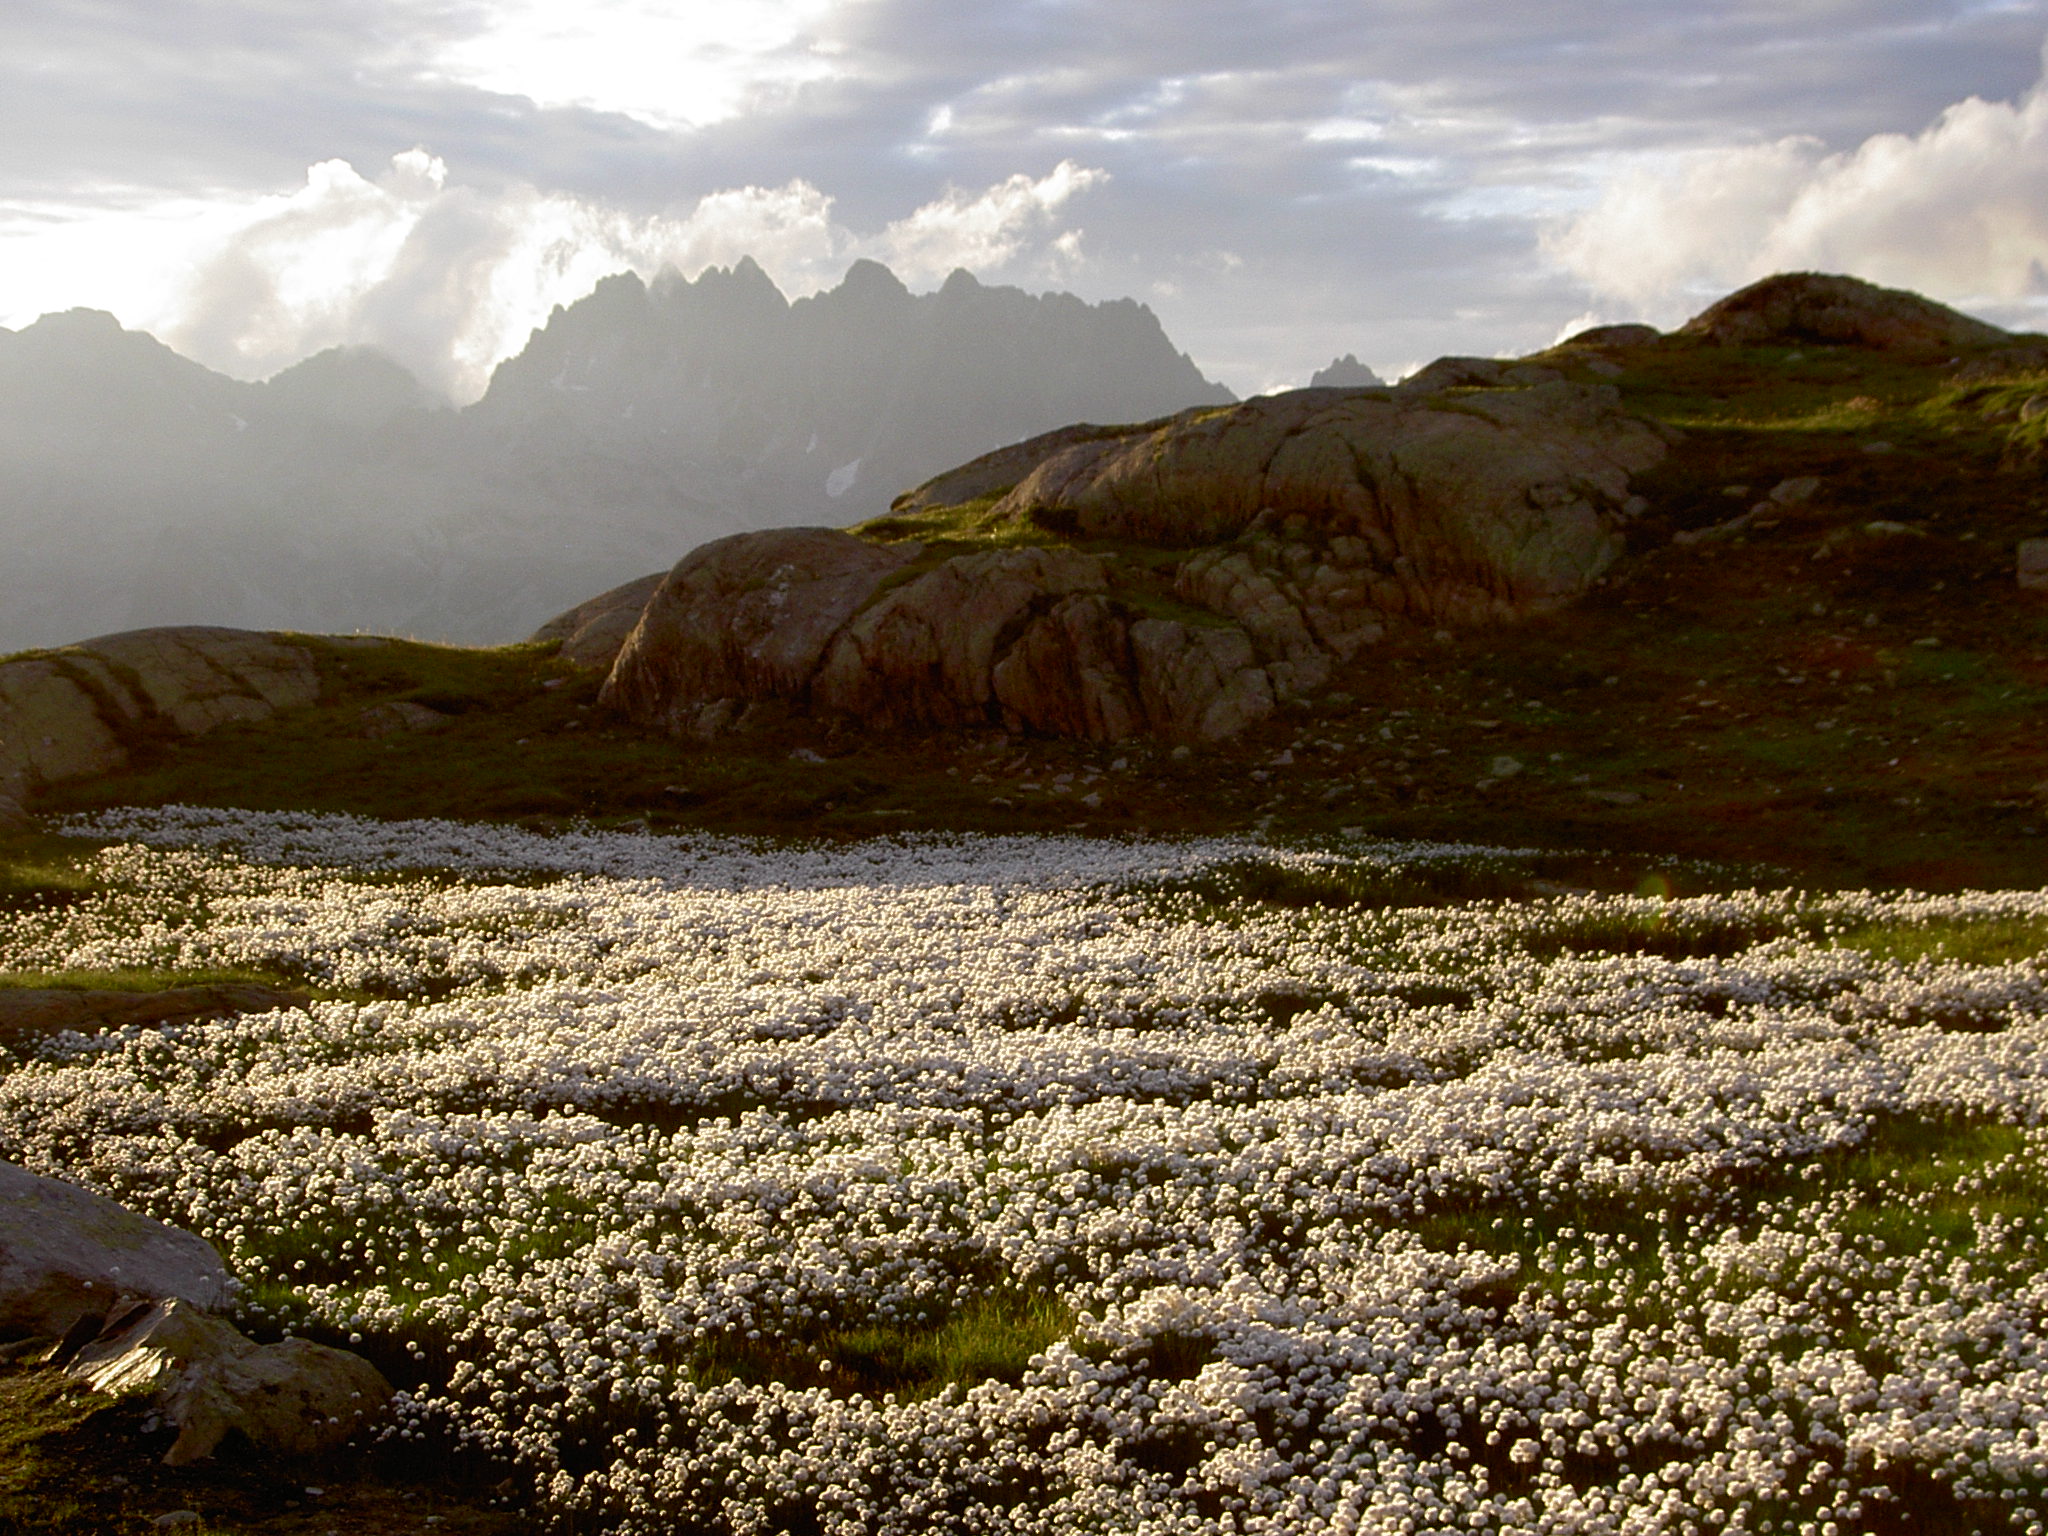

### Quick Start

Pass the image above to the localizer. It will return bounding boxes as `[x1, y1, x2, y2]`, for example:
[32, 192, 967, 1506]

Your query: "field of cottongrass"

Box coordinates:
[3, 808, 2048, 1535]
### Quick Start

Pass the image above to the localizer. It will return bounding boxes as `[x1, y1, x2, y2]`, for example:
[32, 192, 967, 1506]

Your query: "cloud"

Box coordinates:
[129, 150, 1107, 400]
[1547, 40, 2048, 326]
[876, 161, 1107, 284]
[419, 0, 852, 130]
[10, 0, 2048, 398]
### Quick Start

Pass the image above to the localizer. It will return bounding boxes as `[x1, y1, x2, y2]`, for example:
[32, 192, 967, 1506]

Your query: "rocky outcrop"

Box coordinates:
[600, 529, 918, 737]
[1680, 273, 2008, 352]
[0, 1161, 230, 1339]
[1396, 358, 1563, 394]
[0, 627, 319, 799]
[991, 381, 1666, 621]
[884, 420, 1167, 522]
[66, 1297, 391, 1466]
[1562, 323, 1663, 349]
[530, 571, 665, 671]
[600, 378, 1666, 743]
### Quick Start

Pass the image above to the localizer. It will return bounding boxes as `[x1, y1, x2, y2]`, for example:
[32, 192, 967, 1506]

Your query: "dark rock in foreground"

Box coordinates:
[1, 1161, 392, 1466]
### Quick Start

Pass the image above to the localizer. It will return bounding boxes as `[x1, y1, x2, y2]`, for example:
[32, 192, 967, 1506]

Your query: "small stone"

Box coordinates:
[1769, 476, 1821, 506]
[2018, 538, 2048, 592]
[2020, 395, 2048, 422]
[1488, 755, 1524, 779]
[355, 701, 451, 739]
[151, 1514, 202, 1531]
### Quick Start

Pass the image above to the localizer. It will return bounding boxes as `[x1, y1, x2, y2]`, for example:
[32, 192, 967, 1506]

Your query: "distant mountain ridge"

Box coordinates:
[0, 261, 1232, 652]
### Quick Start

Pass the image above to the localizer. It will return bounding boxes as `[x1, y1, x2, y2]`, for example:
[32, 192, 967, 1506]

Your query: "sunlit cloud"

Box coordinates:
[419, 0, 856, 129]
[1547, 40, 2048, 328]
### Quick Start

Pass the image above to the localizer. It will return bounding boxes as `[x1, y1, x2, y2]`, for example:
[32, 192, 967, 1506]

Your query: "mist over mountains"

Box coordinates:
[0, 259, 1231, 653]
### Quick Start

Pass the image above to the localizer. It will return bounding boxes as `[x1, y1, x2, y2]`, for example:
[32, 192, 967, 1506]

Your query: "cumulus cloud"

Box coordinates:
[1547, 40, 2048, 326]
[142, 151, 1107, 400]
[877, 161, 1108, 285]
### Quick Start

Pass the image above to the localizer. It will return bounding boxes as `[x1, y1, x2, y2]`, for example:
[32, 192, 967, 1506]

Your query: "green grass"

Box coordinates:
[681, 1286, 1076, 1400]
[0, 834, 100, 913]
[1833, 913, 2048, 965]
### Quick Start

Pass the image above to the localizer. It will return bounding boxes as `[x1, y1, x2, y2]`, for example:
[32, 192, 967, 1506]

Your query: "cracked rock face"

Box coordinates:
[600, 381, 1667, 743]
[0, 627, 319, 798]
[65, 1297, 392, 1466]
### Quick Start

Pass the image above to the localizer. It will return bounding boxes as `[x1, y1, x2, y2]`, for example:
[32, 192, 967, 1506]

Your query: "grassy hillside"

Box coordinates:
[12, 333, 2048, 892]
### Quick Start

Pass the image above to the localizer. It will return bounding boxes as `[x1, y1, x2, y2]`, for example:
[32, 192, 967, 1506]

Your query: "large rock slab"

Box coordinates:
[599, 380, 1668, 744]
[600, 529, 917, 735]
[812, 546, 1109, 728]
[0, 1162, 230, 1338]
[1679, 272, 2009, 352]
[886, 418, 1194, 519]
[65, 1297, 392, 1465]
[0, 627, 320, 799]
[989, 381, 1666, 624]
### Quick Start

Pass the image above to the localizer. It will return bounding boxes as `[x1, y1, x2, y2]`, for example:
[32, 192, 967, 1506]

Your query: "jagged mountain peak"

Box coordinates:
[1310, 353, 1385, 389]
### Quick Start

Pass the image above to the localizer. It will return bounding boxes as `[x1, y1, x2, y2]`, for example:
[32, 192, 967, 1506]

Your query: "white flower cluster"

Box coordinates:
[2, 807, 2046, 1535]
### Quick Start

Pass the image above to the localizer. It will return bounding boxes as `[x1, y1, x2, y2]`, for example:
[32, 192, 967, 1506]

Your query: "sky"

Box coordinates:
[6, 0, 2048, 402]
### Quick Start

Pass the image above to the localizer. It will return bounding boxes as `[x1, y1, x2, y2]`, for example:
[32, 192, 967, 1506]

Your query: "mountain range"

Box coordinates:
[0, 259, 1231, 652]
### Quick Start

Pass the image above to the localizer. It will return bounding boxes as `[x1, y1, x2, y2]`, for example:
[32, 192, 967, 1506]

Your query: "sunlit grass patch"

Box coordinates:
[681, 1288, 1077, 1401]
[1833, 912, 2048, 965]
[0, 836, 101, 914]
